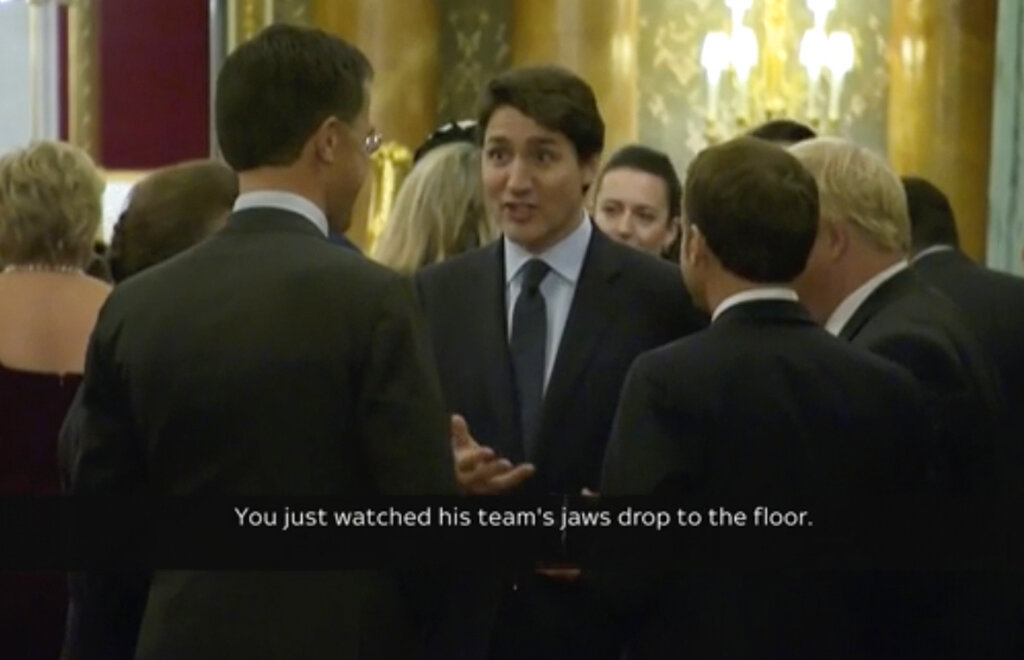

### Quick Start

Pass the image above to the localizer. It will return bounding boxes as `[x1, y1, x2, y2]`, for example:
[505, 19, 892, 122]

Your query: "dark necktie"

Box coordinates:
[510, 259, 550, 456]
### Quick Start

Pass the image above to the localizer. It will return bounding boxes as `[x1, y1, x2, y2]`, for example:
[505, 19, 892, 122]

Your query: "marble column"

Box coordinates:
[985, 0, 1024, 274]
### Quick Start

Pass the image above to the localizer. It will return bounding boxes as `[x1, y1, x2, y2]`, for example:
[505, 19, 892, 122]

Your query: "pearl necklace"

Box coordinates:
[2, 263, 85, 275]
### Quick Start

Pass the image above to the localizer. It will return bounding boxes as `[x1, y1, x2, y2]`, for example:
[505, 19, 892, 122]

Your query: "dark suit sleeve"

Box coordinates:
[600, 354, 702, 497]
[865, 331, 996, 493]
[356, 276, 457, 495]
[60, 303, 149, 660]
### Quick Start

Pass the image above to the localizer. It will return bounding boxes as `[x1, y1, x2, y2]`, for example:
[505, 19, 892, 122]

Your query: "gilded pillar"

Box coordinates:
[310, 0, 438, 249]
[888, 0, 997, 260]
[510, 0, 639, 154]
[227, 0, 274, 51]
[67, 0, 100, 160]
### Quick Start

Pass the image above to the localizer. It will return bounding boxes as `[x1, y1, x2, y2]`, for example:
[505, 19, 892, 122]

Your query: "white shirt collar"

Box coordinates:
[912, 244, 956, 262]
[712, 287, 799, 322]
[504, 212, 591, 285]
[824, 260, 909, 336]
[233, 190, 329, 237]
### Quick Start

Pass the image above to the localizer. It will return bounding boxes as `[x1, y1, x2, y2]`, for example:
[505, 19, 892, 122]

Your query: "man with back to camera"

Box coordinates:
[788, 138, 1002, 494]
[789, 138, 1014, 658]
[904, 175, 1024, 478]
[415, 65, 705, 660]
[60, 24, 457, 660]
[599, 136, 931, 660]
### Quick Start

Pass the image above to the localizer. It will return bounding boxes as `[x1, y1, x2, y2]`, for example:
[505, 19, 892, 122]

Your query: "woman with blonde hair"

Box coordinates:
[371, 141, 496, 275]
[0, 140, 110, 658]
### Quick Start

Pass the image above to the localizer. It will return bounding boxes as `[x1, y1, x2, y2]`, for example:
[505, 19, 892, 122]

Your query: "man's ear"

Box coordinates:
[580, 154, 600, 193]
[823, 218, 848, 262]
[313, 116, 341, 164]
[664, 216, 682, 250]
[684, 222, 709, 267]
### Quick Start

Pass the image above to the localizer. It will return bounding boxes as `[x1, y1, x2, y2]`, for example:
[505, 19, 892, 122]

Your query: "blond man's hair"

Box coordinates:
[789, 137, 910, 253]
[0, 141, 104, 266]
[371, 142, 495, 275]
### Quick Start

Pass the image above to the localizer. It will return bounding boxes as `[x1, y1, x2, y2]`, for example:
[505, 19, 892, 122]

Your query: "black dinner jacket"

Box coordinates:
[60, 208, 457, 660]
[837, 267, 1003, 494]
[599, 298, 932, 660]
[415, 225, 706, 495]
[913, 248, 1024, 489]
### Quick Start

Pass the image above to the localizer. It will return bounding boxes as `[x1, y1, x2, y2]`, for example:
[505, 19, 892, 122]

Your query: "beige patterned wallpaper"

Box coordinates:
[437, 0, 511, 122]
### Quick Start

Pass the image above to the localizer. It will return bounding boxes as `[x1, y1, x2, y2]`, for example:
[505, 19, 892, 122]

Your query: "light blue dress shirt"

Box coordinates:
[233, 190, 329, 237]
[504, 214, 592, 391]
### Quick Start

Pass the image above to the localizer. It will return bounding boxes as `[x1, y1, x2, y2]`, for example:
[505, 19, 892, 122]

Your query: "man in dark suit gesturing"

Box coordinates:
[415, 66, 704, 659]
[61, 25, 456, 660]
[600, 137, 931, 659]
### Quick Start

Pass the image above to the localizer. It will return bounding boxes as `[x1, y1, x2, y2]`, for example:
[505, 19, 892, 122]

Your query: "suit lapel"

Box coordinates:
[539, 230, 619, 431]
[838, 268, 915, 340]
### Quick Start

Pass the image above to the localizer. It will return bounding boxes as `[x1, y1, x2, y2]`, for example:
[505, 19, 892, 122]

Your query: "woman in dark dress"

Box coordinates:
[0, 140, 111, 659]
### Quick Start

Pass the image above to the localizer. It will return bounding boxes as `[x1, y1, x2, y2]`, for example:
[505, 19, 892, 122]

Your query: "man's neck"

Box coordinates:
[833, 249, 904, 308]
[238, 168, 326, 214]
[704, 271, 792, 315]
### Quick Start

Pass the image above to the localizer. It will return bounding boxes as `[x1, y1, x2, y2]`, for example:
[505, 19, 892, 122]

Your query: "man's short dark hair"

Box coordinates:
[902, 175, 960, 252]
[685, 136, 819, 282]
[477, 65, 604, 161]
[215, 24, 372, 171]
[748, 119, 817, 145]
[597, 144, 682, 220]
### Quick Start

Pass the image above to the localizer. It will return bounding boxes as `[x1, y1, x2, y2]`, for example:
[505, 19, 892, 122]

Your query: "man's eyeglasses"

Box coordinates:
[364, 130, 382, 155]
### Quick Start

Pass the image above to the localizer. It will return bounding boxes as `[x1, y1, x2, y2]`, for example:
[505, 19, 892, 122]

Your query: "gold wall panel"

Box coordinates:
[273, 0, 311, 25]
[227, 0, 273, 51]
[888, 0, 997, 260]
[509, 0, 639, 154]
[311, 0, 439, 248]
[67, 0, 100, 159]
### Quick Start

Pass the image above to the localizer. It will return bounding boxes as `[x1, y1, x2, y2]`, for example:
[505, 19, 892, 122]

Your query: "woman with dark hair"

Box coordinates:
[592, 144, 682, 260]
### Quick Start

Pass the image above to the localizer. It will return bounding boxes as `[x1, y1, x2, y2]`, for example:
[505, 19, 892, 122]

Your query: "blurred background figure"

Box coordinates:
[0, 140, 110, 659]
[592, 144, 682, 261]
[412, 119, 477, 164]
[371, 141, 495, 275]
[748, 118, 817, 146]
[905, 175, 1024, 487]
[86, 240, 113, 283]
[107, 159, 238, 282]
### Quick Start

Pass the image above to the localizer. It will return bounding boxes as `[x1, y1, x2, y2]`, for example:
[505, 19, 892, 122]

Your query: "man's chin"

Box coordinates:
[501, 224, 541, 249]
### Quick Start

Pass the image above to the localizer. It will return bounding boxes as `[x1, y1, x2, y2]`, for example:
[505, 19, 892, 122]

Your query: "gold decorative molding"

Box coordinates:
[67, 0, 99, 159]
[510, 0, 639, 152]
[310, 0, 439, 249]
[366, 141, 413, 251]
[228, 0, 273, 52]
[274, 0, 310, 25]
